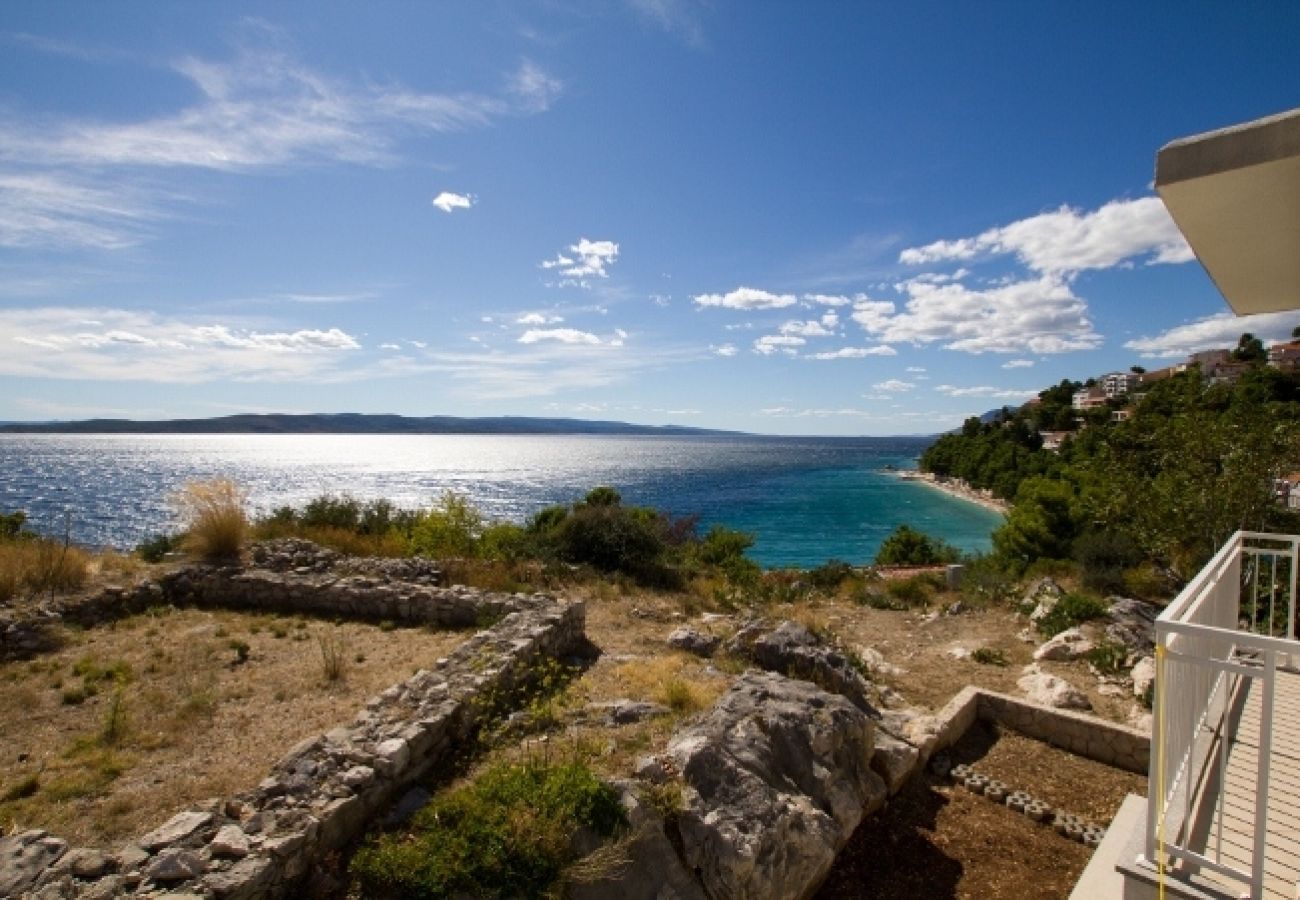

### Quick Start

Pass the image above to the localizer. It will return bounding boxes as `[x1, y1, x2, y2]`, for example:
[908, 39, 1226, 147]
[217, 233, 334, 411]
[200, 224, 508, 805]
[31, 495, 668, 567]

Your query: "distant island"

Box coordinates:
[0, 412, 744, 436]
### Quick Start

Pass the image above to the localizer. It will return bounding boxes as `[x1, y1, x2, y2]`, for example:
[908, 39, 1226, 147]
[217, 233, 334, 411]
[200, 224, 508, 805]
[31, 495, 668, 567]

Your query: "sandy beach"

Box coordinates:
[896, 470, 1010, 515]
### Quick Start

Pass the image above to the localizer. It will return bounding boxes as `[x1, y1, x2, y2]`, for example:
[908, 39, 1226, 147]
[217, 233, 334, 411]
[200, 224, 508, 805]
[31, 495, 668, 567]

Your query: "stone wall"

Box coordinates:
[1, 539, 541, 662]
[0, 541, 591, 899]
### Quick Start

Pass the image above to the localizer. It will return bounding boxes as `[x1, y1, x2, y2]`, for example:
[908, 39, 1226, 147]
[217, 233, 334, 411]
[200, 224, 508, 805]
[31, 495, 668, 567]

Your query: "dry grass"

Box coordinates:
[175, 479, 248, 561]
[0, 608, 468, 845]
[0, 538, 89, 604]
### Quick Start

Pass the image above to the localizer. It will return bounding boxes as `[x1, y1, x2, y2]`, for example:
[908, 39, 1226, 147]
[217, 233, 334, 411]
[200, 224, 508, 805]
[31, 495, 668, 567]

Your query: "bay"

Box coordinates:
[0, 434, 1003, 568]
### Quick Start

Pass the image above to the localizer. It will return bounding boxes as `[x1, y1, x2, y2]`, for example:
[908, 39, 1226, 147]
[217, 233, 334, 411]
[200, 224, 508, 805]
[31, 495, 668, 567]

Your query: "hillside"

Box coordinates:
[0, 413, 742, 437]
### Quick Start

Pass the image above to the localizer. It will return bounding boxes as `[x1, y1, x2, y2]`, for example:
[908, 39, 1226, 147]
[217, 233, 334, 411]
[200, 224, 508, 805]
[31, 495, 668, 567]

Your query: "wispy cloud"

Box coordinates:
[516, 312, 564, 326]
[518, 327, 604, 345]
[1124, 311, 1298, 359]
[808, 346, 897, 360]
[0, 172, 166, 250]
[432, 191, 474, 213]
[874, 379, 914, 392]
[899, 197, 1192, 275]
[1002, 358, 1035, 368]
[627, 0, 707, 47]
[0, 307, 362, 383]
[694, 287, 797, 311]
[934, 384, 1038, 400]
[753, 334, 805, 356]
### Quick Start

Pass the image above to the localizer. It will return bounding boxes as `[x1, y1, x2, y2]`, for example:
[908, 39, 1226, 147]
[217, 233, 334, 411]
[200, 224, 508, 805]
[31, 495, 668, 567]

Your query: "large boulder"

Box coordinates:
[1033, 626, 1095, 661]
[726, 620, 877, 715]
[663, 671, 886, 900]
[1017, 666, 1091, 710]
[1103, 597, 1158, 654]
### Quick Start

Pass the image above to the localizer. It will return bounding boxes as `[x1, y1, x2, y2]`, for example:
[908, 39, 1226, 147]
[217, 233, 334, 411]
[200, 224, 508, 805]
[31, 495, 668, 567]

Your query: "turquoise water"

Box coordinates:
[0, 434, 1003, 568]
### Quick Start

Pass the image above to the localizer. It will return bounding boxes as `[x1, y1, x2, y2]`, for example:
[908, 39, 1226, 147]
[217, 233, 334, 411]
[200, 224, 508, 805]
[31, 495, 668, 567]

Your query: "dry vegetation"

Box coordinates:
[0, 607, 470, 845]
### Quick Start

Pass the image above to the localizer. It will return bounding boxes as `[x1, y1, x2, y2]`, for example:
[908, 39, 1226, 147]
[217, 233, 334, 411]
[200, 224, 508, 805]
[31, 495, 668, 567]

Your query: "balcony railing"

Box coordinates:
[1144, 531, 1300, 899]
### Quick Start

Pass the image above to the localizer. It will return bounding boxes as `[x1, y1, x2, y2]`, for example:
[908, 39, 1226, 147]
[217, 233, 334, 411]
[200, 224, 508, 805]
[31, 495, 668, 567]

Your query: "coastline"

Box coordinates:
[895, 470, 1010, 516]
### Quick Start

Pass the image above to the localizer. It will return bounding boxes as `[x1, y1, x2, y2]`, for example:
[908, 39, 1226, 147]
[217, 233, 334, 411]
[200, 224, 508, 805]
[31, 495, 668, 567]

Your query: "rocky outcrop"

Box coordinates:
[653, 671, 887, 900]
[1033, 626, 1095, 661]
[1017, 665, 1092, 710]
[725, 620, 877, 715]
[666, 626, 721, 657]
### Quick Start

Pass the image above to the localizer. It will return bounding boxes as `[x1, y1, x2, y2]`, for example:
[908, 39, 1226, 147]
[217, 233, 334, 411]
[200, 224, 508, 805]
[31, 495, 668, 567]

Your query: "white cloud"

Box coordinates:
[628, 0, 707, 47]
[899, 197, 1192, 275]
[380, 342, 401, 350]
[780, 318, 835, 338]
[849, 276, 1101, 354]
[694, 286, 797, 310]
[540, 238, 620, 284]
[712, 343, 738, 357]
[1123, 311, 1299, 359]
[516, 312, 563, 326]
[518, 327, 602, 345]
[808, 346, 897, 360]
[753, 334, 805, 355]
[802, 293, 853, 307]
[874, 379, 914, 392]
[0, 306, 360, 383]
[1002, 358, 1035, 368]
[0, 171, 164, 250]
[432, 191, 474, 213]
[934, 384, 1038, 400]
[905, 366, 926, 373]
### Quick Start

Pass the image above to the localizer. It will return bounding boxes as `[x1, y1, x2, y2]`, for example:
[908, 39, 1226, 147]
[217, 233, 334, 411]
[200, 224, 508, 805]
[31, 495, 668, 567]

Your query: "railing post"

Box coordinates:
[1251, 650, 1276, 900]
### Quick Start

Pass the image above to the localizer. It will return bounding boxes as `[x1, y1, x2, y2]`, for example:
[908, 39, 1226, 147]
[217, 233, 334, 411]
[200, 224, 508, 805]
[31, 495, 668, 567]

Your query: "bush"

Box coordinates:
[136, 533, 182, 563]
[1036, 592, 1109, 638]
[175, 479, 248, 560]
[874, 525, 959, 566]
[350, 758, 625, 898]
[807, 559, 854, 592]
[554, 503, 665, 575]
[410, 492, 483, 559]
[0, 510, 27, 540]
[1074, 529, 1143, 594]
[0, 537, 89, 604]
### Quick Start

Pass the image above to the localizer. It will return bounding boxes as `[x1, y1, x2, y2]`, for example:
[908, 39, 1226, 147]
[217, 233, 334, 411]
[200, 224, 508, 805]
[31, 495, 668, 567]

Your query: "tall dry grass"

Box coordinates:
[0, 539, 89, 604]
[175, 479, 248, 561]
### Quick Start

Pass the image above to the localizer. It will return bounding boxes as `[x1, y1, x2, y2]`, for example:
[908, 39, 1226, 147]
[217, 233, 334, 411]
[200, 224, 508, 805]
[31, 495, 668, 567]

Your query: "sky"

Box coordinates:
[1, 2, 1299, 435]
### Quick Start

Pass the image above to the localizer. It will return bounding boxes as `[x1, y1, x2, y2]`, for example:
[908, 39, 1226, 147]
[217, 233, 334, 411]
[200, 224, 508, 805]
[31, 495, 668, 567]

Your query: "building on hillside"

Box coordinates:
[1101, 371, 1138, 398]
[1190, 349, 1232, 368]
[1110, 408, 1132, 423]
[1038, 431, 1071, 452]
[1203, 359, 1253, 385]
[1071, 386, 1108, 410]
[1268, 340, 1300, 371]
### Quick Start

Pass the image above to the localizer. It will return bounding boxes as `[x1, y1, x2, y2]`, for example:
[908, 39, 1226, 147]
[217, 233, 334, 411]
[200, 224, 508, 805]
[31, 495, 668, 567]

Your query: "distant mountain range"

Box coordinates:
[0, 412, 743, 436]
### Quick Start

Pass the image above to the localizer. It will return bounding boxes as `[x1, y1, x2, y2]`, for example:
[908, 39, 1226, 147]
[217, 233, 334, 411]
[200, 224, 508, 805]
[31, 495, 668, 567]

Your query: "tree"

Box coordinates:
[1232, 332, 1266, 364]
[874, 525, 959, 566]
[992, 478, 1080, 572]
[1130, 365, 1146, 374]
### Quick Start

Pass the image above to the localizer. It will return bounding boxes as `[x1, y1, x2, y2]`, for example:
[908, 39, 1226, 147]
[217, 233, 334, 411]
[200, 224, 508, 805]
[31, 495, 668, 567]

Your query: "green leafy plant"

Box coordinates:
[971, 647, 1008, 667]
[1086, 640, 1128, 675]
[350, 758, 625, 899]
[1036, 592, 1109, 638]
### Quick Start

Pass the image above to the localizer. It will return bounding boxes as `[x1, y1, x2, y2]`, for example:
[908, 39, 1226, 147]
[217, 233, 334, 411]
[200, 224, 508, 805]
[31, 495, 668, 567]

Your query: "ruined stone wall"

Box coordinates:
[0, 541, 590, 899]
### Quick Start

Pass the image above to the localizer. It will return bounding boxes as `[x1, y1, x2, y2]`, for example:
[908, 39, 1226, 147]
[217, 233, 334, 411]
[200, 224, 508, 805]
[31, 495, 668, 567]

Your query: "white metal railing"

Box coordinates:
[1144, 531, 1300, 899]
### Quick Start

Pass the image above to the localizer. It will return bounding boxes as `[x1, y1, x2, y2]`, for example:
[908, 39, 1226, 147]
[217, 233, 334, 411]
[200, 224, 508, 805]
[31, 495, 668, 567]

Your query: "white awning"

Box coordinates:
[1156, 108, 1300, 315]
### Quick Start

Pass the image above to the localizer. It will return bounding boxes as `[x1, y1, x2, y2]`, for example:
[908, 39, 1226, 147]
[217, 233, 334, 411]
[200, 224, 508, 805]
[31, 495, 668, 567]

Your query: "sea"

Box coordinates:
[0, 434, 1003, 569]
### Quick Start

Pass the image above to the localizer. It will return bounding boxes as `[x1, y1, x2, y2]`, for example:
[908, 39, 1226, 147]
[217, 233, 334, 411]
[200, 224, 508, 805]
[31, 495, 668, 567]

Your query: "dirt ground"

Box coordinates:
[0, 607, 468, 845]
[817, 721, 1146, 900]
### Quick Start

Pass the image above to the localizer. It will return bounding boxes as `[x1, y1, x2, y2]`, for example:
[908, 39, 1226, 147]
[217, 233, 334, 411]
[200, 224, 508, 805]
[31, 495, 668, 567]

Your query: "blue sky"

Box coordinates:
[2, 2, 1299, 435]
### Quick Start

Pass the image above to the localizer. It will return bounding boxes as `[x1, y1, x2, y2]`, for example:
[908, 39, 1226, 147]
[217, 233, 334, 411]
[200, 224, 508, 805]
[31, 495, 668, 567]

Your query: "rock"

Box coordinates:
[1131, 655, 1157, 700]
[1033, 627, 1096, 661]
[373, 737, 410, 777]
[146, 847, 206, 882]
[140, 810, 213, 851]
[55, 847, 111, 878]
[665, 671, 885, 900]
[871, 729, 921, 794]
[667, 627, 720, 657]
[203, 854, 274, 899]
[727, 620, 878, 715]
[1024, 578, 1063, 622]
[1105, 598, 1158, 653]
[210, 825, 250, 859]
[946, 645, 973, 661]
[857, 646, 905, 677]
[0, 830, 67, 897]
[565, 784, 707, 900]
[596, 699, 671, 726]
[1017, 668, 1092, 710]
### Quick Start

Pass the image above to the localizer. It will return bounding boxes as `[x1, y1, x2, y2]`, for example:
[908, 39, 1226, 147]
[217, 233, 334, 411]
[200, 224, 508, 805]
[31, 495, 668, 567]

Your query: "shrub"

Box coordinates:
[175, 479, 248, 560]
[1075, 529, 1143, 594]
[410, 492, 483, 559]
[555, 503, 665, 574]
[136, 533, 182, 563]
[874, 525, 959, 566]
[318, 631, 348, 682]
[1086, 640, 1128, 675]
[478, 522, 533, 562]
[350, 758, 625, 899]
[883, 572, 943, 608]
[807, 559, 855, 592]
[0, 510, 27, 540]
[0, 538, 89, 603]
[971, 647, 1008, 667]
[1036, 591, 1110, 638]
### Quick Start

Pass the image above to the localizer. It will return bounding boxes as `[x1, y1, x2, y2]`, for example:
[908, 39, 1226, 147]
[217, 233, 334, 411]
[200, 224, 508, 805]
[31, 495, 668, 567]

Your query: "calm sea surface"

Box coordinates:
[0, 434, 1003, 568]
